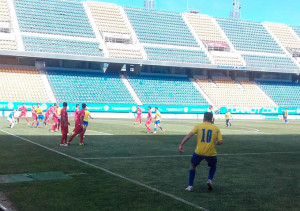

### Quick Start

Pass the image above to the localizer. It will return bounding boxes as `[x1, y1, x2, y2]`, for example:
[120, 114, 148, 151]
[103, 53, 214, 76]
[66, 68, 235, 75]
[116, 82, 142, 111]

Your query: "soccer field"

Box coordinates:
[0, 117, 299, 211]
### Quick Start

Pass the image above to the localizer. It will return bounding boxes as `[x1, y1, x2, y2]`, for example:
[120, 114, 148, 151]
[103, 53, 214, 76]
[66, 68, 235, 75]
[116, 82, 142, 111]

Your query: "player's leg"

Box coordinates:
[157, 122, 165, 133]
[79, 131, 84, 145]
[57, 119, 60, 131]
[139, 116, 142, 124]
[153, 122, 157, 133]
[7, 117, 12, 128]
[68, 131, 78, 144]
[185, 153, 203, 191]
[206, 156, 217, 191]
[11, 118, 15, 128]
[229, 119, 232, 127]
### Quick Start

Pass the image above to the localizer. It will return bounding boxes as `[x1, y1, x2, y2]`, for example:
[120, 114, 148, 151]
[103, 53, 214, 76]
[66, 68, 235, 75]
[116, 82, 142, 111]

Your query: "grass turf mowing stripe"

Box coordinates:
[0, 129, 208, 211]
[77, 151, 300, 160]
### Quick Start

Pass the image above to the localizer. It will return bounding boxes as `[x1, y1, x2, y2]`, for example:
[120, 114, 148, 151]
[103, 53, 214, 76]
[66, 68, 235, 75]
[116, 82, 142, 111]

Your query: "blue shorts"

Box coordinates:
[191, 153, 217, 168]
[83, 121, 89, 126]
[58, 118, 61, 122]
[154, 120, 160, 124]
[226, 119, 231, 123]
[37, 115, 44, 120]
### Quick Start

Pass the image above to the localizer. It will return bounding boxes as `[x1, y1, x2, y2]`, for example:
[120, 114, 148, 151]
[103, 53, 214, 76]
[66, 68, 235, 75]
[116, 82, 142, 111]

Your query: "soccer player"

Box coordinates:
[31, 105, 37, 127]
[134, 105, 142, 125]
[17, 103, 29, 125]
[145, 106, 152, 133]
[83, 106, 93, 135]
[74, 104, 79, 122]
[57, 105, 62, 130]
[153, 107, 165, 134]
[44, 106, 53, 128]
[35, 103, 44, 128]
[60, 102, 70, 146]
[51, 105, 59, 132]
[225, 109, 232, 127]
[68, 103, 86, 146]
[7, 109, 16, 128]
[179, 112, 223, 192]
[283, 108, 288, 124]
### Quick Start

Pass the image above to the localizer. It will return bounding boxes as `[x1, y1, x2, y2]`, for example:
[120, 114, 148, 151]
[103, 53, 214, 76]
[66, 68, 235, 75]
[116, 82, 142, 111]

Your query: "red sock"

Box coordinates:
[147, 126, 151, 132]
[26, 117, 29, 123]
[80, 133, 84, 144]
[51, 124, 57, 131]
[17, 118, 19, 123]
[48, 119, 50, 124]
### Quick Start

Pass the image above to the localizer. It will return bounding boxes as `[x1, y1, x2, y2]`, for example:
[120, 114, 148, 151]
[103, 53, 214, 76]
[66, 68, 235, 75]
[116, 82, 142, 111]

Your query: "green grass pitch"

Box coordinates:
[0, 117, 299, 210]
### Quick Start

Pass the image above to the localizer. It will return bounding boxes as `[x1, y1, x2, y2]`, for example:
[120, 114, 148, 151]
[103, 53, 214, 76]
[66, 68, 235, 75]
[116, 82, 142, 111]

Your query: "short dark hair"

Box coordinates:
[204, 112, 213, 122]
[148, 106, 151, 109]
[82, 103, 87, 109]
[76, 104, 79, 107]
[155, 107, 158, 109]
[54, 103, 57, 106]
[63, 102, 67, 107]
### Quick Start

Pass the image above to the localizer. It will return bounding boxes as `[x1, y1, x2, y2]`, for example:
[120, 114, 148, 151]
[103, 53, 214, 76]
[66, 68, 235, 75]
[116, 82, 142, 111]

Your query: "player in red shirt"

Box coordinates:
[31, 105, 37, 127]
[68, 103, 86, 146]
[60, 102, 70, 146]
[134, 105, 142, 125]
[145, 106, 152, 133]
[17, 103, 29, 125]
[44, 106, 53, 128]
[51, 103, 59, 132]
[74, 104, 79, 122]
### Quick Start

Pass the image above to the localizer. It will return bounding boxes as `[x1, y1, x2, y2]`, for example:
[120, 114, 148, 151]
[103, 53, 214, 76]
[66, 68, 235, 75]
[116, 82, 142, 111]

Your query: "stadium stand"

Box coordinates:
[22, 36, 103, 56]
[0, 66, 51, 102]
[14, 0, 95, 38]
[292, 26, 300, 38]
[216, 18, 284, 54]
[87, 1, 143, 59]
[87, 1, 130, 35]
[265, 23, 300, 49]
[46, 69, 135, 104]
[242, 54, 298, 69]
[0, 0, 18, 50]
[124, 7, 198, 47]
[127, 74, 208, 106]
[183, 13, 244, 66]
[0, 0, 10, 22]
[210, 51, 244, 66]
[106, 43, 143, 59]
[144, 46, 210, 63]
[195, 78, 276, 107]
[257, 80, 300, 107]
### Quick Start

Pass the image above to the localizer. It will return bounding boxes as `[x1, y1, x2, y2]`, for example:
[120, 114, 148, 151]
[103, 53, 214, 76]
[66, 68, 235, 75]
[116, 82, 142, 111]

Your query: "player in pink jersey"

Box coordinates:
[44, 106, 53, 128]
[134, 105, 142, 125]
[31, 105, 37, 127]
[51, 103, 59, 132]
[17, 103, 29, 125]
[74, 104, 79, 122]
[68, 103, 86, 146]
[145, 106, 152, 133]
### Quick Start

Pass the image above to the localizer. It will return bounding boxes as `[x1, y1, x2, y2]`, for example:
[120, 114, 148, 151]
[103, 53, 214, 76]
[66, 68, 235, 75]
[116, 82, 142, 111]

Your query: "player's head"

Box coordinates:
[209, 105, 213, 109]
[63, 102, 67, 108]
[285, 108, 287, 110]
[155, 107, 158, 111]
[227, 109, 229, 112]
[82, 103, 87, 109]
[37, 103, 40, 107]
[54, 103, 57, 106]
[22, 103, 25, 106]
[138, 105, 140, 108]
[203, 112, 213, 123]
[32, 105, 35, 108]
[76, 104, 79, 108]
[85, 106, 88, 110]
[148, 106, 151, 110]
[13, 109, 16, 112]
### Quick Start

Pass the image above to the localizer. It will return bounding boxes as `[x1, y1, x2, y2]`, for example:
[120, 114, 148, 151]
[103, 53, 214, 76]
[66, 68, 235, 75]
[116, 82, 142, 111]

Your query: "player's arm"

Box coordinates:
[89, 114, 93, 119]
[216, 130, 223, 145]
[80, 115, 84, 127]
[179, 132, 195, 153]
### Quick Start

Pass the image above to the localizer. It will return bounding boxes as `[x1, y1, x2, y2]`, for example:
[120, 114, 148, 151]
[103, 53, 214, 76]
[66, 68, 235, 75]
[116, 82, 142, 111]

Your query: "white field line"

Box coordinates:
[0, 203, 7, 211]
[78, 151, 300, 160]
[0, 129, 207, 211]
